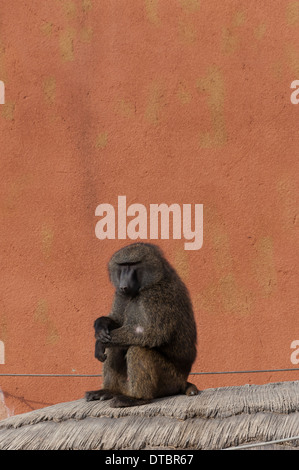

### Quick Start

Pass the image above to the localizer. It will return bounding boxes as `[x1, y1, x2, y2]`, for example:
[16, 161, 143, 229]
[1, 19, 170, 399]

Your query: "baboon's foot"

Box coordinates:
[110, 395, 151, 408]
[85, 389, 114, 402]
[185, 382, 199, 396]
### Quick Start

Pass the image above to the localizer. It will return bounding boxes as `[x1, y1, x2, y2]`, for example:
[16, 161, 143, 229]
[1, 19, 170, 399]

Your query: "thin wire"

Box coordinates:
[224, 435, 299, 450]
[0, 367, 298, 377]
[191, 368, 299, 375]
[0, 374, 102, 377]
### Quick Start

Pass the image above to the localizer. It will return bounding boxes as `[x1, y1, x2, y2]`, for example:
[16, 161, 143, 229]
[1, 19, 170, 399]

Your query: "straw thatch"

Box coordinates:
[1, 380, 299, 450]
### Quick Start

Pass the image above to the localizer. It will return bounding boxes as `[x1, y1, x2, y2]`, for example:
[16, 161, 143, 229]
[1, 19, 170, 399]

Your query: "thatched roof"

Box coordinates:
[1, 380, 299, 450]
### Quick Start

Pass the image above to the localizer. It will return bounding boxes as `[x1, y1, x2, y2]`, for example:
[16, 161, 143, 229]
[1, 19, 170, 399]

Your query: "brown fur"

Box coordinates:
[85, 243, 198, 407]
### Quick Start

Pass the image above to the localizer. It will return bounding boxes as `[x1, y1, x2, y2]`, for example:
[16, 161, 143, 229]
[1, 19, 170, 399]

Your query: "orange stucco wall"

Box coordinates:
[0, 1, 298, 417]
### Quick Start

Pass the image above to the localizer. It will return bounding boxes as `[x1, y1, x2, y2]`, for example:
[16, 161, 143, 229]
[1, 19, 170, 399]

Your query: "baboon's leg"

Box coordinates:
[85, 348, 127, 401]
[102, 348, 128, 390]
[110, 346, 186, 408]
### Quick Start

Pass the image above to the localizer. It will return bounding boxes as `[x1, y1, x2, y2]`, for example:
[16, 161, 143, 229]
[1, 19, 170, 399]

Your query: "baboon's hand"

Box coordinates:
[99, 332, 111, 344]
[95, 339, 107, 362]
[95, 328, 111, 343]
[94, 317, 112, 343]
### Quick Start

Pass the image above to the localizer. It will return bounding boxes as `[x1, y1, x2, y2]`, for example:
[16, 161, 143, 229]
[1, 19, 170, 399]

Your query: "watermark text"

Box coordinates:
[0, 81, 4, 104]
[0, 341, 4, 365]
[290, 80, 299, 104]
[290, 340, 299, 364]
[95, 196, 203, 250]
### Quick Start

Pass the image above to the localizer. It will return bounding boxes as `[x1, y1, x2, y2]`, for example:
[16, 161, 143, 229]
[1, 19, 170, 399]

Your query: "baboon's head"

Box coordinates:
[108, 243, 166, 297]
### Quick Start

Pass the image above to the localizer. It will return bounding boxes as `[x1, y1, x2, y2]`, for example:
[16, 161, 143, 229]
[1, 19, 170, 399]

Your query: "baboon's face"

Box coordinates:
[116, 263, 141, 297]
[108, 243, 165, 294]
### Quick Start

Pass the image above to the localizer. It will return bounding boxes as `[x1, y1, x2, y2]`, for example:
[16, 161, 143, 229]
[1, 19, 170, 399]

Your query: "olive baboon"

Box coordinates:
[85, 242, 198, 407]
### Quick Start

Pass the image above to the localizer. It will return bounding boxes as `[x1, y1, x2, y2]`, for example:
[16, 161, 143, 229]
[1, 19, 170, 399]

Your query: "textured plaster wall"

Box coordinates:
[0, 1, 298, 416]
